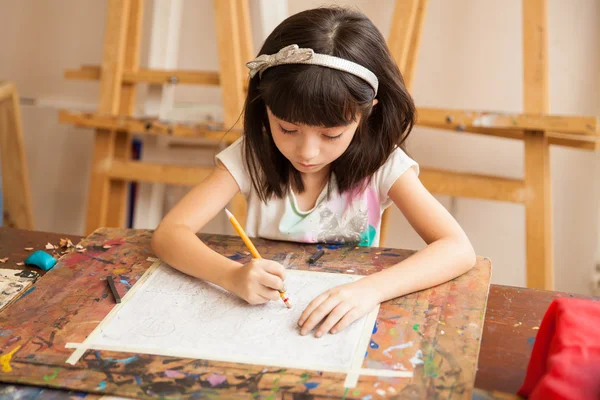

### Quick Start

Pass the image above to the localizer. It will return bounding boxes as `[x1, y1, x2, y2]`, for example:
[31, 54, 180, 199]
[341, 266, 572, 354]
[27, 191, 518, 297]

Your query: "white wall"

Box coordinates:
[0, 0, 598, 294]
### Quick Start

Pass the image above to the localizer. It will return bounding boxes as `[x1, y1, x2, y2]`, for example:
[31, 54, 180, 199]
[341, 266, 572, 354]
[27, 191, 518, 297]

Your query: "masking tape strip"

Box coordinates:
[65, 260, 162, 365]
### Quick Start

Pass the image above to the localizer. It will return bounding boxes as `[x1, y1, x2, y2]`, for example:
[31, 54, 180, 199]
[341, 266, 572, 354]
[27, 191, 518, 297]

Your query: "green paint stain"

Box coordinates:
[353, 388, 361, 395]
[43, 368, 59, 381]
[251, 392, 260, 398]
[413, 323, 419, 331]
[342, 387, 349, 400]
[265, 394, 275, 400]
[300, 373, 311, 383]
[424, 354, 438, 378]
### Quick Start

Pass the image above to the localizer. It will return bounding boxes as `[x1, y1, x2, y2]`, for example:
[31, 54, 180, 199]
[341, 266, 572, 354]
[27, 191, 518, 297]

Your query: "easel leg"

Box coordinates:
[381, 0, 428, 246]
[0, 83, 34, 229]
[85, 129, 115, 234]
[215, 0, 248, 227]
[524, 131, 554, 290]
[105, 131, 132, 227]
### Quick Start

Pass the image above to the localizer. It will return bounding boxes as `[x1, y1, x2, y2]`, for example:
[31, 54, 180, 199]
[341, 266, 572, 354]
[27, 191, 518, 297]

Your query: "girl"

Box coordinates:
[152, 7, 475, 338]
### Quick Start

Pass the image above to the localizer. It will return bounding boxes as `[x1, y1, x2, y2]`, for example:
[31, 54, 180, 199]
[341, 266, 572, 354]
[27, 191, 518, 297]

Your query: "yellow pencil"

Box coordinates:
[225, 209, 292, 308]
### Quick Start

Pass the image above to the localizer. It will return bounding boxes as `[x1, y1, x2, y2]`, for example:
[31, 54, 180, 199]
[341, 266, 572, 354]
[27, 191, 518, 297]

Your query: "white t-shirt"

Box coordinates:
[216, 138, 419, 247]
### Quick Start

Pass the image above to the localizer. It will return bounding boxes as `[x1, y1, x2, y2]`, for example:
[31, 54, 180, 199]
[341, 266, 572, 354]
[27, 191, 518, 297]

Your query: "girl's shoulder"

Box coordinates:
[371, 146, 420, 201]
[215, 137, 251, 195]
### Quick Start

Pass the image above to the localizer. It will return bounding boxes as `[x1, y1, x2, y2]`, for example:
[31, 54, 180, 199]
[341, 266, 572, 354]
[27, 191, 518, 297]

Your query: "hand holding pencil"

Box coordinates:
[225, 209, 292, 308]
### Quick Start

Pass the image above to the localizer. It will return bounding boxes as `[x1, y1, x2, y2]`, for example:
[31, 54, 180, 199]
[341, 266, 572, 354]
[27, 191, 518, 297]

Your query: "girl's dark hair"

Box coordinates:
[243, 7, 416, 202]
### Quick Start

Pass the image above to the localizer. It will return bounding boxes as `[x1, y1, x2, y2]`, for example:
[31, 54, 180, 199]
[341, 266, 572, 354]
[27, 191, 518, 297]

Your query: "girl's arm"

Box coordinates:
[299, 168, 476, 336]
[366, 167, 476, 300]
[151, 164, 286, 304]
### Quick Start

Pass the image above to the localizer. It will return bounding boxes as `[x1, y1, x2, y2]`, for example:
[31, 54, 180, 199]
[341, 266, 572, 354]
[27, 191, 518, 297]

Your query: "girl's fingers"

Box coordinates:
[258, 286, 281, 302]
[299, 296, 340, 336]
[314, 303, 352, 338]
[261, 261, 286, 280]
[260, 270, 285, 291]
[330, 308, 361, 334]
[298, 292, 328, 326]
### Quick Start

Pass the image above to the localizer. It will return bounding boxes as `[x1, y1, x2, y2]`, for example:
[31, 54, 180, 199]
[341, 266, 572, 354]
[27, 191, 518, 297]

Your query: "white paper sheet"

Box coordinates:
[91, 263, 379, 371]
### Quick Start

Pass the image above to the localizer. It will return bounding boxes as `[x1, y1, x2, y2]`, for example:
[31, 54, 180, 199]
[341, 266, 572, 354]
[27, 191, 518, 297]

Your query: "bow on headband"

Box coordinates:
[246, 44, 314, 78]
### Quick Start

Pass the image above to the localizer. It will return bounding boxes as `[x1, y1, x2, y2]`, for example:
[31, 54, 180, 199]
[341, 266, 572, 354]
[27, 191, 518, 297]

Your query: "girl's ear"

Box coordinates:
[372, 99, 379, 106]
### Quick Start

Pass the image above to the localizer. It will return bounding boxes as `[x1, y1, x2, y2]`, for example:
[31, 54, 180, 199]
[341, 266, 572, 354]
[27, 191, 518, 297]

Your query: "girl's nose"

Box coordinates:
[297, 135, 320, 161]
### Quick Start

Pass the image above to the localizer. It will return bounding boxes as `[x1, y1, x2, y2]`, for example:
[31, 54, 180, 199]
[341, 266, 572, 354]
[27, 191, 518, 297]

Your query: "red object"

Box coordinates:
[518, 298, 600, 399]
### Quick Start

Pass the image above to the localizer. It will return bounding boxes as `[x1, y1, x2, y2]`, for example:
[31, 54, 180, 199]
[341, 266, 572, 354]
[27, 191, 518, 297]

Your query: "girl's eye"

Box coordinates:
[324, 133, 343, 141]
[279, 125, 297, 134]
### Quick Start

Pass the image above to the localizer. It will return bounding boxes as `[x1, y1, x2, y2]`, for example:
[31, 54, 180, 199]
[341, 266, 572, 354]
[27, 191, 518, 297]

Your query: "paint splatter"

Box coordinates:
[97, 381, 107, 390]
[43, 368, 59, 381]
[165, 370, 186, 379]
[514, 322, 522, 327]
[0, 330, 13, 337]
[376, 389, 386, 396]
[424, 353, 439, 378]
[304, 382, 319, 390]
[206, 373, 227, 387]
[532, 326, 539, 330]
[110, 355, 138, 364]
[353, 389, 361, 396]
[413, 323, 419, 331]
[369, 340, 379, 349]
[389, 327, 398, 336]
[113, 268, 128, 274]
[383, 341, 413, 358]
[227, 252, 245, 261]
[19, 286, 36, 299]
[362, 395, 373, 400]
[409, 349, 424, 367]
[0, 345, 21, 372]
[527, 337, 536, 347]
[372, 323, 378, 334]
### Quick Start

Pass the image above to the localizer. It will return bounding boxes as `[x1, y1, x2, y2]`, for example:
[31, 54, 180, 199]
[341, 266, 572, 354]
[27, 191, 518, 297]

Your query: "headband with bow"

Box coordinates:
[245, 44, 379, 95]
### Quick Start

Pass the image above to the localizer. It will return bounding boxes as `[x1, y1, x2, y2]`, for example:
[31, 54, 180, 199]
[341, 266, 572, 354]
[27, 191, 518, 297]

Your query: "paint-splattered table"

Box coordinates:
[0, 227, 594, 399]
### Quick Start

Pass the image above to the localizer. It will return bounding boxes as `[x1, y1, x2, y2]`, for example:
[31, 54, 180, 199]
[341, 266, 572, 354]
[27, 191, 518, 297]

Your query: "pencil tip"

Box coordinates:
[224, 208, 233, 218]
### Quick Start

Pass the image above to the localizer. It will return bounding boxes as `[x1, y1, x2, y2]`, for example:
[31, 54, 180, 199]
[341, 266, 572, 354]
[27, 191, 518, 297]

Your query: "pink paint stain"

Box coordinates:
[206, 373, 227, 387]
[164, 370, 186, 379]
[103, 239, 125, 246]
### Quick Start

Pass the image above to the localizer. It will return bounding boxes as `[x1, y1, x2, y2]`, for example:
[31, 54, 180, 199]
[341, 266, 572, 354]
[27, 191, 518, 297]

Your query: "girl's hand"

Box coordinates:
[229, 259, 286, 305]
[298, 279, 380, 337]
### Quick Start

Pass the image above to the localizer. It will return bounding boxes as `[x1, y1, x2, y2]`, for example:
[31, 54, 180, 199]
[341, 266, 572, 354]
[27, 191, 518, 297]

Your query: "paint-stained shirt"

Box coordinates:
[215, 138, 419, 247]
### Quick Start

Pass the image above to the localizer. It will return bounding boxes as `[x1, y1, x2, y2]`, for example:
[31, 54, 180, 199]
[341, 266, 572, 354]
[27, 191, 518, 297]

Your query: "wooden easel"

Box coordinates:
[381, 0, 600, 290]
[0, 81, 34, 229]
[61, 0, 250, 234]
[62, 0, 599, 290]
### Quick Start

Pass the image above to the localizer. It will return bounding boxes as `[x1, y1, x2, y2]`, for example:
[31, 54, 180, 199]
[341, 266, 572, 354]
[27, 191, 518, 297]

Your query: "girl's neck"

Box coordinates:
[292, 166, 330, 193]
[302, 167, 330, 189]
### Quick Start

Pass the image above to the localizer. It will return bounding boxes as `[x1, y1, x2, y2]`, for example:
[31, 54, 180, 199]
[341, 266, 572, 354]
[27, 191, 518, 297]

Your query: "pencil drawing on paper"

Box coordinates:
[92, 262, 379, 370]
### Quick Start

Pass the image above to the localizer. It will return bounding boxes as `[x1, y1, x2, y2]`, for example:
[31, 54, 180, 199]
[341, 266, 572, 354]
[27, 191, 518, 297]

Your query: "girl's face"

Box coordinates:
[266, 107, 360, 176]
